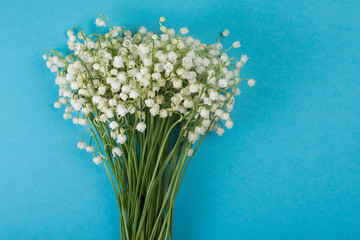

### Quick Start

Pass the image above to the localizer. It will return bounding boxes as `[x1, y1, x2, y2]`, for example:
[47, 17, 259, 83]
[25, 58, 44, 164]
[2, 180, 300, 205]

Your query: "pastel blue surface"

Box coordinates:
[0, 0, 359, 239]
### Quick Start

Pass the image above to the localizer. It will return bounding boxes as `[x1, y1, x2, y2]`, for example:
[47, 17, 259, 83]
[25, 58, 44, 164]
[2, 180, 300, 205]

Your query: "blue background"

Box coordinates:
[0, 0, 359, 239]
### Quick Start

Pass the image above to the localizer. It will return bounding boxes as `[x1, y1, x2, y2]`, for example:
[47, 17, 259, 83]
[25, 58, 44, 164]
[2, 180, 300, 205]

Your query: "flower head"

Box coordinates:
[109, 121, 119, 130]
[241, 55, 249, 63]
[77, 142, 87, 149]
[232, 41, 241, 48]
[136, 122, 146, 133]
[112, 147, 122, 157]
[86, 146, 95, 153]
[45, 15, 255, 162]
[95, 17, 106, 27]
[54, 102, 62, 109]
[93, 156, 102, 165]
[180, 27, 189, 35]
[225, 120, 233, 129]
[187, 149, 193, 156]
[222, 29, 230, 37]
[247, 79, 256, 87]
[117, 134, 127, 144]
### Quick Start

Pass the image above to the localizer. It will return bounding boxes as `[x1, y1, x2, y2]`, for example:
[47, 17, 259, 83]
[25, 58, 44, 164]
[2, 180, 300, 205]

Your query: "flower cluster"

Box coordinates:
[44, 15, 255, 164]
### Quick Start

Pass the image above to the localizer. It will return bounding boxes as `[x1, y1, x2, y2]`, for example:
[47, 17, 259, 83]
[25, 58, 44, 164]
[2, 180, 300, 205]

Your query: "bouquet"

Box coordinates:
[44, 15, 255, 240]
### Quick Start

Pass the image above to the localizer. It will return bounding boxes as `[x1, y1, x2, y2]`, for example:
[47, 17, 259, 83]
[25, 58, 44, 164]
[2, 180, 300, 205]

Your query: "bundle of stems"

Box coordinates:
[88, 111, 193, 239]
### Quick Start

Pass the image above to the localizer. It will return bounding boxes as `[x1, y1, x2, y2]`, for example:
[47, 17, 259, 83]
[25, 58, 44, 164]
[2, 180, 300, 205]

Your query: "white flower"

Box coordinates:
[173, 79, 182, 89]
[183, 99, 194, 108]
[86, 146, 95, 153]
[67, 29, 74, 38]
[138, 44, 150, 55]
[93, 63, 101, 70]
[110, 131, 118, 139]
[164, 62, 174, 72]
[168, 51, 177, 62]
[98, 86, 107, 95]
[159, 109, 168, 118]
[117, 104, 128, 116]
[51, 65, 58, 72]
[225, 120, 233, 129]
[128, 106, 136, 114]
[161, 34, 169, 42]
[188, 132, 199, 143]
[195, 126, 205, 135]
[113, 56, 125, 68]
[105, 108, 115, 118]
[145, 99, 155, 107]
[54, 102, 62, 108]
[209, 91, 218, 100]
[222, 112, 230, 121]
[200, 108, 209, 118]
[182, 57, 193, 69]
[109, 99, 117, 106]
[168, 28, 175, 36]
[117, 72, 127, 82]
[180, 27, 189, 35]
[150, 106, 160, 116]
[82, 108, 91, 115]
[70, 82, 79, 90]
[95, 17, 106, 27]
[214, 42, 222, 50]
[247, 79, 256, 87]
[220, 53, 229, 62]
[121, 85, 130, 93]
[218, 79, 228, 88]
[100, 114, 108, 122]
[117, 134, 127, 144]
[189, 84, 198, 93]
[138, 26, 147, 34]
[120, 93, 128, 101]
[129, 90, 139, 99]
[112, 147, 122, 157]
[158, 53, 168, 63]
[123, 39, 131, 48]
[111, 29, 119, 37]
[215, 109, 224, 118]
[216, 127, 225, 136]
[241, 55, 249, 64]
[72, 117, 79, 124]
[136, 122, 146, 132]
[232, 41, 241, 48]
[222, 29, 230, 37]
[177, 42, 185, 49]
[63, 113, 72, 120]
[77, 142, 87, 149]
[93, 156, 102, 165]
[202, 119, 211, 128]
[187, 149, 193, 156]
[110, 81, 121, 92]
[109, 121, 119, 130]
[186, 37, 195, 45]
